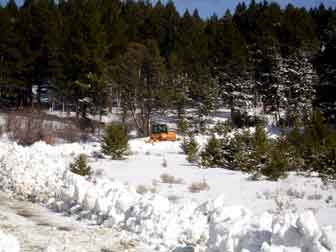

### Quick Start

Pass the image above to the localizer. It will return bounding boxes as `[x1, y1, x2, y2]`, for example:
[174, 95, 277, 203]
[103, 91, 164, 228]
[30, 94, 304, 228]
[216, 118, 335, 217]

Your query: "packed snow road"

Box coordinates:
[0, 192, 146, 252]
[0, 139, 335, 252]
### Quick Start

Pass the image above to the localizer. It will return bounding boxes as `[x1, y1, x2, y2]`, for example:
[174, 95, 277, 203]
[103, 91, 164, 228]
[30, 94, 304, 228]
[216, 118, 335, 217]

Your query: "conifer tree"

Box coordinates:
[115, 41, 166, 136]
[315, 24, 336, 122]
[61, 0, 107, 117]
[101, 122, 129, 160]
[0, 0, 25, 106]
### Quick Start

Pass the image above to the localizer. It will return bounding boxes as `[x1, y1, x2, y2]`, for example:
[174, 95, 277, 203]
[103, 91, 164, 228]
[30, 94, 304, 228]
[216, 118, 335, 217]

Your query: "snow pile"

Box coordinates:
[50, 175, 209, 250]
[207, 205, 336, 252]
[0, 141, 208, 250]
[55, 176, 141, 226]
[0, 229, 20, 252]
[0, 141, 93, 202]
[0, 141, 335, 251]
[123, 195, 208, 248]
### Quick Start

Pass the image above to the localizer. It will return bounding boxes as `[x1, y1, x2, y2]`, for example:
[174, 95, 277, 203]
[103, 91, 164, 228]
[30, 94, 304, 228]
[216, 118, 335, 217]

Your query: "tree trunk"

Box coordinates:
[146, 111, 151, 137]
[130, 107, 144, 136]
[76, 102, 79, 119]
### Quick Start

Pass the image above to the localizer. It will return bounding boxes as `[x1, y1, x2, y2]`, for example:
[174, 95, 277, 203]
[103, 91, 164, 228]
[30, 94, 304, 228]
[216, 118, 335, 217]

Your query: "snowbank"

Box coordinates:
[0, 229, 20, 252]
[0, 141, 335, 251]
[207, 207, 336, 252]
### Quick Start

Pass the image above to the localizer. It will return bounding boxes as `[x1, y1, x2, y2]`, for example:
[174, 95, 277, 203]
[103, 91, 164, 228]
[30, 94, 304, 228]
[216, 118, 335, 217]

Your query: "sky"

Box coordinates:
[155, 0, 336, 17]
[4, 0, 336, 18]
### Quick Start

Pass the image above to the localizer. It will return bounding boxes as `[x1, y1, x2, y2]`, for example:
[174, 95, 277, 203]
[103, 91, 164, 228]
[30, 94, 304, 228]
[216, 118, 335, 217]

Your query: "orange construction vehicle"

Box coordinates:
[147, 124, 177, 143]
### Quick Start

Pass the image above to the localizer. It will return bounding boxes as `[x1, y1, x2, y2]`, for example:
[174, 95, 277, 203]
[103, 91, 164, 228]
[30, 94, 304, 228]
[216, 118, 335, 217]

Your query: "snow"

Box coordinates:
[45, 108, 122, 124]
[94, 138, 336, 226]
[0, 192, 148, 252]
[207, 208, 335, 252]
[0, 139, 335, 251]
[0, 229, 20, 252]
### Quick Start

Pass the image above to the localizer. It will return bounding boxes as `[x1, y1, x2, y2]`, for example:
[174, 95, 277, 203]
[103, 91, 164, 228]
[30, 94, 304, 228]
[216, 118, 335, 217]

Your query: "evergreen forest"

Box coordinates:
[0, 0, 336, 135]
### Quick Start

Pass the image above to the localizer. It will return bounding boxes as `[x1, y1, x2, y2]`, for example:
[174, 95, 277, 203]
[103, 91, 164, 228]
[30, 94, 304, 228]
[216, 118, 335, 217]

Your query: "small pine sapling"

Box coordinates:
[70, 154, 92, 176]
[212, 121, 232, 136]
[101, 123, 129, 159]
[200, 135, 225, 168]
[177, 117, 190, 136]
[180, 135, 200, 163]
[262, 146, 288, 181]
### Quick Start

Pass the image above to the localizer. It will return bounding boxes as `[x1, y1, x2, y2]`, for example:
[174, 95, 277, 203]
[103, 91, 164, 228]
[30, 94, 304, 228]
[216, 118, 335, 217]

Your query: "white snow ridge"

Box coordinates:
[0, 141, 335, 252]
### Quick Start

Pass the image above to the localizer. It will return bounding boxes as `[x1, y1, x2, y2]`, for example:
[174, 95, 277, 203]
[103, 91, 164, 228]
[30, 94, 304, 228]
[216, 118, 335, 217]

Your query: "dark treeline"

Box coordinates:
[0, 0, 336, 135]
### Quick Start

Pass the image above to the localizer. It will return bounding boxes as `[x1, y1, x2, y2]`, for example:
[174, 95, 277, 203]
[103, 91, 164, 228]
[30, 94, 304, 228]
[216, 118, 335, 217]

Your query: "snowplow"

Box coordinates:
[146, 124, 177, 143]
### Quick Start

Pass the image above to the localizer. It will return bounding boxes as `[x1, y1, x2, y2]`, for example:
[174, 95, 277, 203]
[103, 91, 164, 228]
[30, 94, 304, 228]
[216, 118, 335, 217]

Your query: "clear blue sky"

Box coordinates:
[4, 0, 336, 18]
[156, 0, 336, 17]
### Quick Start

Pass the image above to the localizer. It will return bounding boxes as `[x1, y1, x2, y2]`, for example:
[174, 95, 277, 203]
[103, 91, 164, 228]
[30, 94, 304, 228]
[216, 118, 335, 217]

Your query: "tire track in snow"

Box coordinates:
[0, 192, 143, 252]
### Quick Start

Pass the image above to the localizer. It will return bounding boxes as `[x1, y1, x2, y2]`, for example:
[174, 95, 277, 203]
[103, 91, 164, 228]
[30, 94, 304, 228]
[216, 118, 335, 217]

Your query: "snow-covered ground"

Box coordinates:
[45, 109, 121, 124]
[0, 192, 144, 252]
[95, 138, 336, 227]
[0, 137, 335, 252]
[0, 227, 20, 252]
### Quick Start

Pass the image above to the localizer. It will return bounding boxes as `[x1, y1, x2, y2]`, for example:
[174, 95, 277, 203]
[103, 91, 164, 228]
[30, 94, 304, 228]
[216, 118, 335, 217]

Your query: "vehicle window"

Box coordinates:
[152, 126, 159, 134]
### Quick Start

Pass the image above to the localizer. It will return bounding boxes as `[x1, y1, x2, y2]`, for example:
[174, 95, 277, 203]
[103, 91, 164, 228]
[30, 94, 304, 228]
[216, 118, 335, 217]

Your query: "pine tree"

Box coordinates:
[0, 0, 25, 106]
[200, 135, 225, 168]
[281, 52, 318, 122]
[180, 135, 199, 163]
[190, 70, 219, 131]
[60, 0, 107, 117]
[200, 134, 239, 169]
[100, 0, 127, 59]
[254, 34, 285, 120]
[160, 0, 180, 58]
[207, 13, 252, 122]
[101, 122, 129, 160]
[280, 4, 318, 54]
[315, 23, 336, 122]
[114, 41, 166, 136]
[19, 0, 48, 107]
[177, 9, 208, 74]
[166, 52, 190, 117]
[74, 72, 111, 119]
[70, 154, 92, 177]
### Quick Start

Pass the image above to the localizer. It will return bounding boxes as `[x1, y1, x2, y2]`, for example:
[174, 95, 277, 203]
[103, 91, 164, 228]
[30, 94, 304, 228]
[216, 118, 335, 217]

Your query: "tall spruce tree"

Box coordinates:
[61, 0, 107, 117]
[0, 0, 25, 107]
[315, 22, 336, 122]
[115, 41, 166, 136]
